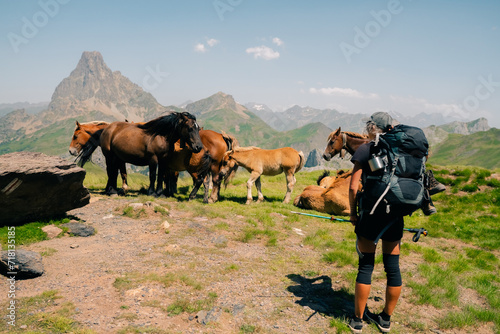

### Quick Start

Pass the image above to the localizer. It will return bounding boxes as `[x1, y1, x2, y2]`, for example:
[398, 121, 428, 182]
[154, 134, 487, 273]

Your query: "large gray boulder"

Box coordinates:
[0, 152, 90, 225]
[0, 249, 44, 279]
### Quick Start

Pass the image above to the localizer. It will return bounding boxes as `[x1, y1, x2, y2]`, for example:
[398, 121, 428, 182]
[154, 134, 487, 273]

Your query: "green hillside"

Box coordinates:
[197, 108, 279, 147]
[0, 110, 120, 156]
[430, 128, 500, 169]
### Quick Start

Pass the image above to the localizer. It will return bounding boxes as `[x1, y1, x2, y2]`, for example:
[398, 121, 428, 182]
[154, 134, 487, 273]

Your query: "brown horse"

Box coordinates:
[78, 112, 203, 196]
[219, 146, 305, 204]
[294, 170, 360, 215]
[69, 121, 131, 193]
[322, 127, 369, 161]
[164, 130, 238, 203]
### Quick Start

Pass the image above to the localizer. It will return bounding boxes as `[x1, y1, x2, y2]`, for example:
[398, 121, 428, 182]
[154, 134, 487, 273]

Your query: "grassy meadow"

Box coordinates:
[1, 162, 499, 333]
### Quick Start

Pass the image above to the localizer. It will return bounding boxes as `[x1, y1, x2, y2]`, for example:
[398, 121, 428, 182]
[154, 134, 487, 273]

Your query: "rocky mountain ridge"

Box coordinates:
[0, 51, 494, 168]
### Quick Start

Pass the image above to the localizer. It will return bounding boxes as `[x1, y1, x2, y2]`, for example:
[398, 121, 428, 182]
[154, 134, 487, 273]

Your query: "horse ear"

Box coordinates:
[335, 127, 341, 135]
[76, 121, 81, 128]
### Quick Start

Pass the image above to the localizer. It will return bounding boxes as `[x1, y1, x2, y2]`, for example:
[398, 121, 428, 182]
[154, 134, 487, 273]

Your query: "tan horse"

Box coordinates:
[220, 146, 305, 204]
[293, 170, 360, 215]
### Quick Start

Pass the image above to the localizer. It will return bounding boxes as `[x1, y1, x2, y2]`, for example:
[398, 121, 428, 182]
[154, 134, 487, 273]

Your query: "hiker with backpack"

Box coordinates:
[347, 112, 429, 333]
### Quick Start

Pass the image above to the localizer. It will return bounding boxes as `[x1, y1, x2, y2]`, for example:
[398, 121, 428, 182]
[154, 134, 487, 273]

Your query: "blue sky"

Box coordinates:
[1, 0, 499, 127]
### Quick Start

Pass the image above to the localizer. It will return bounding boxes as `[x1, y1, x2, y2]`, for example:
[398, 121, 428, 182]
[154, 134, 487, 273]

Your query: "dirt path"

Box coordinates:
[1, 194, 496, 334]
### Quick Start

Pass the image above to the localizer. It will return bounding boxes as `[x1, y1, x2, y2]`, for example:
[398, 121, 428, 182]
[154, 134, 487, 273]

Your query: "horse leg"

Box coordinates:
[148, 162, 157, 196]
[105, 155, 119, 196]
[246, 172, 260, 204]
[188, 172, 204, 201]
[283, 170, 296, 204]
[163, 170, 174, 197]
[203, 173, 211, 203]
[119, 161, 128, 195]
[155, 160, 165, 197]
[208, 170, 222, 204]
[255, 176, 265, 203]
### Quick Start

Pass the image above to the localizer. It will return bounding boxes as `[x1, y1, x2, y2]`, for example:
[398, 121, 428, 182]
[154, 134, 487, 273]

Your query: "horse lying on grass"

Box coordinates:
[219, 146, 305, 204]
[293, 169, 361, 216]
[75, 112, 203, 197]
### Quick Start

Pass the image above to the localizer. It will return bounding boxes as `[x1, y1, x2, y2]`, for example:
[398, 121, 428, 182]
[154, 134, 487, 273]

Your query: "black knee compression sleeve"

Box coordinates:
[356, 253, 375, 285]
[383, 253, 402, 287]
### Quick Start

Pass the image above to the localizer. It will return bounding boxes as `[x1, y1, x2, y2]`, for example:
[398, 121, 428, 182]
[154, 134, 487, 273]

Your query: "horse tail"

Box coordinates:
[317, 170, 331, 185]
[221, 131, 239, 151]
[199, 150, 213, 177]
[296, 151, 305, 173]
[75, 129, 102, 167]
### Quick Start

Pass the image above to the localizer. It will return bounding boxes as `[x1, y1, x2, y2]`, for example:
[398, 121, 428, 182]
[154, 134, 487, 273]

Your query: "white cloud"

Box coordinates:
[194, 38, 219, 53]
[272, 37, 284, 46]
[207, 38, 219, 47]
[194, 43, 206, 53]
[309, 87, 379, 99]
[246, 45, 280, 60]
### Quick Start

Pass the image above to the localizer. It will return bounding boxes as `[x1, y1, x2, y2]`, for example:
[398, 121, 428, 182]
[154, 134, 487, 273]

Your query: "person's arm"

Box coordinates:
[349, 161, 363, 226]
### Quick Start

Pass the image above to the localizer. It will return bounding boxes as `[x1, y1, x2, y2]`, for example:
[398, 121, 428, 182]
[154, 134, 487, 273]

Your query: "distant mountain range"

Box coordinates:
[0, 51, 496, 168]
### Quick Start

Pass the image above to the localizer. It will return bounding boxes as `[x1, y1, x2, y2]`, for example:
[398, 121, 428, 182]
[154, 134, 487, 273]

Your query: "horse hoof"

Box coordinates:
[245, 200, 252, 205]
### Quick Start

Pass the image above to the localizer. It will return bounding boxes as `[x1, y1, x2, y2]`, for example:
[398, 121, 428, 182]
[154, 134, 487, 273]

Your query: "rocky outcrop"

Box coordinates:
[42, 51, 165, 123]
[0, 249, 44, 279]
[0, 152, 90, 226]
[305, 149, 323, 167]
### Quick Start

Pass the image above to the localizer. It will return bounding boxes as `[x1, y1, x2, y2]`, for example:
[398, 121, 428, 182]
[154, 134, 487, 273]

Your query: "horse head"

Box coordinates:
[323, 127, 346, 161]
[176, 112, 203, 153]
[219, 150, 239, 188]
[69, 121, 108, 156]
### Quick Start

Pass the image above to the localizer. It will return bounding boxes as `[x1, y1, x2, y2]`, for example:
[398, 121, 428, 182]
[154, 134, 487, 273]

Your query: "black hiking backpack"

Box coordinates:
[360, 124, 429, 217]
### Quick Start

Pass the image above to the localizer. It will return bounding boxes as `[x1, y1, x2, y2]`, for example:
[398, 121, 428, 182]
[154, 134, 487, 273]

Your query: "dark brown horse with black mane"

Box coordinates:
[322, 127, 369, 161]
[76, 112, 203, 196]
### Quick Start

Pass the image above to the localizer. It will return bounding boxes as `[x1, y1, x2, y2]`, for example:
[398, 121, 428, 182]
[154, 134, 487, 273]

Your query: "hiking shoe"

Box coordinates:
[422, 201, 437, 216]
[365, 310, 391, 333]
[426, 170, 446, 195]
[348, 316, 363, 333]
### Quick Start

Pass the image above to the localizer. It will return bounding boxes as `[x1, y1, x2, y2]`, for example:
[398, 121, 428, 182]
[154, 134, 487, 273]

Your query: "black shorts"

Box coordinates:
[355, 211, 404, 242]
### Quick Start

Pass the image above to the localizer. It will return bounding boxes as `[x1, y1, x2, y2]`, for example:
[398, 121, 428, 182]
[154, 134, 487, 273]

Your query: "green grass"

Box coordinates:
[5, 165, 499, 334]
[0, 290, 96, 334]
[0, 218, 71, 249]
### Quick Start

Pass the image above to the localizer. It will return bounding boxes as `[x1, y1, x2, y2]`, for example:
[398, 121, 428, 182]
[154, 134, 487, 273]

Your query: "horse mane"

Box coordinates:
[75, 131, 102, 167]
[316, 170, 330, 185]
[343, 131, 368, 139]
[335, 169, 352, 180]
[327, 130, 368, 141]
[233, 146, 260, 152]
[75, 121, 109, 130]
[138, 112, 197, 137]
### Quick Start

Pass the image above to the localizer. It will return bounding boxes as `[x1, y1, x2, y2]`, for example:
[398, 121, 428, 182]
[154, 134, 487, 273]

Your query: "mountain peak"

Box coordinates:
[72, 51, 110, 78]
[46, 51, 164, 122]
[186, 91, 248, 118]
